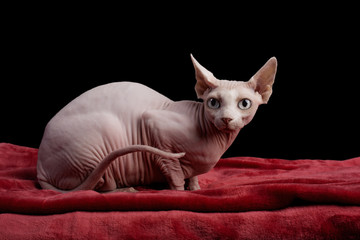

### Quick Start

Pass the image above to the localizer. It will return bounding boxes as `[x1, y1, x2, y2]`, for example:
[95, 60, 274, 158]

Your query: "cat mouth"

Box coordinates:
[223, 127, 235, 133]
[214, 119, 243, 132]
[217, 124, 238, 132]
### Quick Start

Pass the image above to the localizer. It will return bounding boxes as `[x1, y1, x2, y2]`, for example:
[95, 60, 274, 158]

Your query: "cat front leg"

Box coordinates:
[155, 157, 185, 190]
[186, 176, 200, 190]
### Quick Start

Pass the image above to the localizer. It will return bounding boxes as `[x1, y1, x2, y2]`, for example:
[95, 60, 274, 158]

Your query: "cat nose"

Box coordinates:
[221, 118, 232, 124]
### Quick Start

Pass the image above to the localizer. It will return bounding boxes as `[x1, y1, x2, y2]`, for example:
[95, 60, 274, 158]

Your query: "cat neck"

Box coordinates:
[199, 102, 240, 151]
[168, 100, 240, 151]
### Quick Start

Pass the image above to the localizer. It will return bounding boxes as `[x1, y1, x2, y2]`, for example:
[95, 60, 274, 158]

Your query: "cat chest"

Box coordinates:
[179, 146, 223, 178]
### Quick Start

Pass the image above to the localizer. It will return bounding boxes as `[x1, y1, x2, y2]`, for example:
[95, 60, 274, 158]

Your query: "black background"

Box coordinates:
[2, 5, 359, 160]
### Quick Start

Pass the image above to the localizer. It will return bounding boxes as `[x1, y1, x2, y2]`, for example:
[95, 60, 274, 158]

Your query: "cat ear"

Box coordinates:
[248, 57, 277, 104]
[191, 54, 219, 99]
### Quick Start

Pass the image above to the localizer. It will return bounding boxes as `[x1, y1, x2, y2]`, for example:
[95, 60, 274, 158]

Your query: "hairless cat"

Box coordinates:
[37, 55, 277, 192]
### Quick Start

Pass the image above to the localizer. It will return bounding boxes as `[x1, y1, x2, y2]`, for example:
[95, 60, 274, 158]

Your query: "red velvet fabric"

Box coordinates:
[1, 143, 360, 239]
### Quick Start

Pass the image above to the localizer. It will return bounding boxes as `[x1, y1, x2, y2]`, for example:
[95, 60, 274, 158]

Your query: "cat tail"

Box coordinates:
[38, 145, 185, 193]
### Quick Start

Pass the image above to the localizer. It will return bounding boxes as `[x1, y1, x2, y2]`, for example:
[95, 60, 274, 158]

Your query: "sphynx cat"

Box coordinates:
[37, 55, 277, 192]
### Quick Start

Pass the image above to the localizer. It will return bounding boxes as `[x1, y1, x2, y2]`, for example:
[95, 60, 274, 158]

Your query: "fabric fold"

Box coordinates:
[1, 143, 359, 214]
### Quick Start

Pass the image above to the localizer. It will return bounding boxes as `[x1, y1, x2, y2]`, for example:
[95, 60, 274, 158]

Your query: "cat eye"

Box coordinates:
[238, 99, 252, 110]
[207, 98, 220, 109]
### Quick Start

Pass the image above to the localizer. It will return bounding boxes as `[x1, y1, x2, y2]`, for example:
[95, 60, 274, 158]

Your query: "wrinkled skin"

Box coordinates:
[37, 55, 277, 192]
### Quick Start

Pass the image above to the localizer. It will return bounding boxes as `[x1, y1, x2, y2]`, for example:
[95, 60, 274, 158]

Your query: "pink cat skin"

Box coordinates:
[37, 55, 277, 192]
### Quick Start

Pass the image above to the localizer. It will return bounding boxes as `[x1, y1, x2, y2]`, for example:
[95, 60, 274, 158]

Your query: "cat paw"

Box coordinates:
[105, 187, 138, 193]
[188, 183, 201, 191]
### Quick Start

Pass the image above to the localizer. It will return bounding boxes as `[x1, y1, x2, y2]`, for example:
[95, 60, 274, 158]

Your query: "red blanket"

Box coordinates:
[1, 143, 360, 239]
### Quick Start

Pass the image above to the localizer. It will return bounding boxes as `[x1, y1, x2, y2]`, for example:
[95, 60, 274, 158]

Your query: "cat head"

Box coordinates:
[191, 54, 277, 132]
